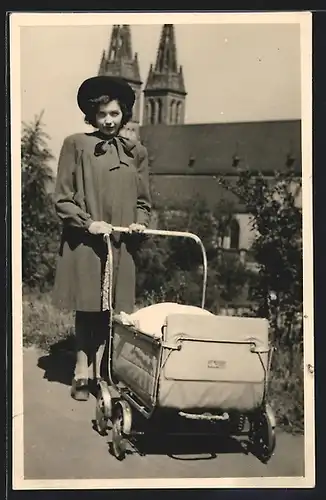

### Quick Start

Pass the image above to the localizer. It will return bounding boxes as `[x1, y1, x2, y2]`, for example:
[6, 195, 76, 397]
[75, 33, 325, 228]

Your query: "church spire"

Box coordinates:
[99, 25, 141, 83]
[143, 24, 187, 126]
[107, 25, 132, 62]
[155, 24, 178, 73]
[145, 24, 186, 94]
[98, 25, 142, 138]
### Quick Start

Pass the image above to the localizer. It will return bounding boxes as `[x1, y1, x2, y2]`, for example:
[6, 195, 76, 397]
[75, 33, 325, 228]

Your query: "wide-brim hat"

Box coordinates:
[77, 75, 135, 114]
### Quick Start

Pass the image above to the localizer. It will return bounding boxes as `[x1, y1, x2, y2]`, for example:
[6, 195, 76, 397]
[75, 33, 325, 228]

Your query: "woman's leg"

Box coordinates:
[72, 311, 92, 400]
[91, 311, 110, 381]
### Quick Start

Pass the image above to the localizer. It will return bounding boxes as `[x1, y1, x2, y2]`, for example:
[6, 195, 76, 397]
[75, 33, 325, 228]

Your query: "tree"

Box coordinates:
[218, 165, 303, 346]
[135, 196, 252, 312]
[21, 111, 60, 290]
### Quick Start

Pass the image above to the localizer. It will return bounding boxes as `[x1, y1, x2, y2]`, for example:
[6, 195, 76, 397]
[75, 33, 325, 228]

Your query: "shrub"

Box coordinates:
[21, 112, 61, 291]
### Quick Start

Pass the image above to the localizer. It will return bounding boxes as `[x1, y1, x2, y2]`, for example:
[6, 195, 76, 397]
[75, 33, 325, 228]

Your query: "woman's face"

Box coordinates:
[95, 99, 123, 137]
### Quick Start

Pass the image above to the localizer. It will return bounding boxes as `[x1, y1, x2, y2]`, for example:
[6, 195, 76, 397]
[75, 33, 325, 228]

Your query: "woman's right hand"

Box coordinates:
[88, 221, 113, 235]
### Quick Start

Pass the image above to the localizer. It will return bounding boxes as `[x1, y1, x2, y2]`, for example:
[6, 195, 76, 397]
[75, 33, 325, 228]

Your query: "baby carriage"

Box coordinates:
[94, 227, 276, 463]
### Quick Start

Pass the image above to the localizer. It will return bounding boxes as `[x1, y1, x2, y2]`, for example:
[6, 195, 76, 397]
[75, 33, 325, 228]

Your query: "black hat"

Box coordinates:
[77, 76, 135, 114]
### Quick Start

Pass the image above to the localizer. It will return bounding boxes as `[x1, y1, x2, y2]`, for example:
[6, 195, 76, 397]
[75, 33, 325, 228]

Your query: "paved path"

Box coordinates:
[23, 347, 304, 481]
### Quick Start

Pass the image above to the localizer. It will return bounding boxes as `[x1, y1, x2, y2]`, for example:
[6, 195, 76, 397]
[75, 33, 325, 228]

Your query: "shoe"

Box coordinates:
[71, 378, 89, 401]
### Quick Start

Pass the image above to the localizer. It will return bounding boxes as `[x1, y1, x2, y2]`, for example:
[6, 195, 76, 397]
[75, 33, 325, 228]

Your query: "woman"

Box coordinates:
[52, 75, 151, 401]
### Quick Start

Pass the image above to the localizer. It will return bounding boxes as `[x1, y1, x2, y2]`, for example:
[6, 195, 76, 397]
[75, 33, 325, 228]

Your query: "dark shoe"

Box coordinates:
[71, 378, 89, 401]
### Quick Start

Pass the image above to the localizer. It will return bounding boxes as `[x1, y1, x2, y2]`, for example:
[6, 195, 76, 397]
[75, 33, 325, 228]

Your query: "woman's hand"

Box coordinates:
[128, 223, 146, 234]
[88, 221, 113, 235]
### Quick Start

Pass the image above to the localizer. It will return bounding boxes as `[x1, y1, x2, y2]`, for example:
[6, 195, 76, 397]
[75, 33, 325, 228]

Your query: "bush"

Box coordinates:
[218, 166, 304, 434]
[21, 112, 61, 291]
[218, 166, 303, 343]
[135, 199, 253, 311]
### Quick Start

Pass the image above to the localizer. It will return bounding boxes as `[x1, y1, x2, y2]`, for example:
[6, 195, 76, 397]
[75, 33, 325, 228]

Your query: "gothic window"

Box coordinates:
[176, 101, 182, 124]
[170, 100, 176, 124]
[145, 102, 150, 125]
[157, 99, 163, 124]
[149, 99, 156, 125]
[230, 218, 240, 249]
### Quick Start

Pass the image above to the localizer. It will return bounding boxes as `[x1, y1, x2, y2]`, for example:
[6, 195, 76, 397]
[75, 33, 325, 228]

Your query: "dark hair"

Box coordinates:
[84, 95, 133, 129]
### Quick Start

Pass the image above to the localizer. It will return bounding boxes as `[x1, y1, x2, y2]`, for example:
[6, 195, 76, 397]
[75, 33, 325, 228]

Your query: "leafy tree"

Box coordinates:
[135, 196, 252, 312]
[21, 111, 60, 290]
[214, 251, 252, 305]
[218, 165, 302, 346]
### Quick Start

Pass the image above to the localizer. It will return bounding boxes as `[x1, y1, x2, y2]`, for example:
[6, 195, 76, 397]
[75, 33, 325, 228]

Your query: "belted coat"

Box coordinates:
[52, 131, 151, 314]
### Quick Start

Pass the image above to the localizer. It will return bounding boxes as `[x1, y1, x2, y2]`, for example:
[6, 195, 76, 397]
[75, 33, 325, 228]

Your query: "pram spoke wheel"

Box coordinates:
[111, 400, 132, 460]
[95, 381, 112, 435]
[249, 404, 276, 464]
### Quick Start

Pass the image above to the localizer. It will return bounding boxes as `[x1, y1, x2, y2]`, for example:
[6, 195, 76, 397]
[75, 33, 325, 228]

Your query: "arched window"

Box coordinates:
[145, 102, 150, 125]
[176, 101, 182, 124]
[157, 99, 162, 124]
[170, 100, 176, 124]
[230, 218, 240, 249]
[149, 99, 156, 125]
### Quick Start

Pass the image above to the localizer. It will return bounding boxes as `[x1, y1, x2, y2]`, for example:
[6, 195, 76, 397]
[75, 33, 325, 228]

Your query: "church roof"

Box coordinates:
[150, 174, 245, 211]
[140, 119, 301, 175]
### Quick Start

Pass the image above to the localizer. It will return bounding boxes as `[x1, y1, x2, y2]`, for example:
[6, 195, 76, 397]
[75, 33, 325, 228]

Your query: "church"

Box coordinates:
[98, 24, 302, 253]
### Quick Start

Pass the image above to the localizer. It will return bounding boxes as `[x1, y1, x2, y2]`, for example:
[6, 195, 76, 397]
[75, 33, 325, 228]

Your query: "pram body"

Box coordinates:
[95, 228, 276, 463]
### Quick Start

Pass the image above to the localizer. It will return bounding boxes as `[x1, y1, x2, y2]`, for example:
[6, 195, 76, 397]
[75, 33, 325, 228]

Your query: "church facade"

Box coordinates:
[98, 24, 302, 254]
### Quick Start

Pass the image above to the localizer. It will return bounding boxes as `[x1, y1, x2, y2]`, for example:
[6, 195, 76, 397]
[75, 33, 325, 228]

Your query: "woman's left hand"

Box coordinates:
[128, 223, 146, 233]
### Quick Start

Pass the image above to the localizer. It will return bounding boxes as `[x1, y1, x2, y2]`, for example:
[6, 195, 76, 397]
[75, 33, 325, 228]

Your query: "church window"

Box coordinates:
[149, 99, 156, 124]
[145, 102, 150, 125]
[170, 100, 176, 123]
[157, 99, 163, 124]
[230, 218, 240, 249]
[176, 101, 182, 124]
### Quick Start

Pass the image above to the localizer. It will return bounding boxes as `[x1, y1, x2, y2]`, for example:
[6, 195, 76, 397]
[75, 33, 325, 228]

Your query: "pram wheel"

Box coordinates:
[249, 403, 276, 464]
[111, 400, 132, 460]
[95, 380, 112, 435]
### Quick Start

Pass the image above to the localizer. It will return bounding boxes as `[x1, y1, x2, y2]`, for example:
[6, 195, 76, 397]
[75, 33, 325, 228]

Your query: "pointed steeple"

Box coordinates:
[155, 24, 178, 73]
[108, 25, 132, 62]
[145, 24, 186, 95]
[98, 25, 143, 138]
[98, 25, 141, 84]
[143, 24, 187, 126]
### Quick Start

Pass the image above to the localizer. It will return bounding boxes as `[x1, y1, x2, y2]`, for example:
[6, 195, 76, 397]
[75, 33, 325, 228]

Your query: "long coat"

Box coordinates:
[52, 132, 151, 314]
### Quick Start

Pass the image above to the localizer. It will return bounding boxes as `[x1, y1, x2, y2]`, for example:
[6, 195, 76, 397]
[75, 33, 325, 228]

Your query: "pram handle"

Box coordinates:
[103, 227, 208, 309]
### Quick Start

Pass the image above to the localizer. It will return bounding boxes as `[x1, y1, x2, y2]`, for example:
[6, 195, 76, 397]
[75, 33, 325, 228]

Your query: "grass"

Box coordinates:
[23, 290, 75, 352]
[22, 290, 304, 435]
[269, 343, 304, 434]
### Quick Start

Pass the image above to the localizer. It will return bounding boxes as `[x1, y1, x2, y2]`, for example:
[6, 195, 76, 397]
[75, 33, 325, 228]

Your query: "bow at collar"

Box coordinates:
[94, 134, 136, 168]
[94, 139, 113, 157]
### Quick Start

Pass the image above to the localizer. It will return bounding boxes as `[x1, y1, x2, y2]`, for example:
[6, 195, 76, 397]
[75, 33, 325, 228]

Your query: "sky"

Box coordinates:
[19, 22, 301, 168]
